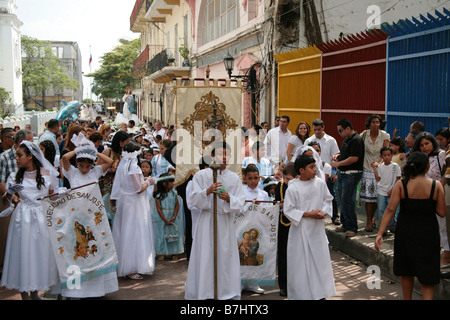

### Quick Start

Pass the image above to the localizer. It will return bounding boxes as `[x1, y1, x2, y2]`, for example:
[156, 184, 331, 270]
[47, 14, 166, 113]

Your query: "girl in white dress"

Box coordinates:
[111, 141, 156, 280]
[58, 133, 118, 298]
[0, 141, 60, 300]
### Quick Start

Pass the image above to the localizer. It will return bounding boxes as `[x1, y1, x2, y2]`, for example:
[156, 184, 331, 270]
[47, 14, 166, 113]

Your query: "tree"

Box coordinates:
[21, 35, 79, 110]
[0, 87, 14, 118]
[87, 38, 141, 100]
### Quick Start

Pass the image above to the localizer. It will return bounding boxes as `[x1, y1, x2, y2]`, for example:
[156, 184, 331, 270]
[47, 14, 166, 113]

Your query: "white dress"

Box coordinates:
[185, 168, 246, 300]
[58, 165, 119, 298]
[1, 170, 59, 292]
[283, 177, 336, 300]
[111, 162, 155, 276]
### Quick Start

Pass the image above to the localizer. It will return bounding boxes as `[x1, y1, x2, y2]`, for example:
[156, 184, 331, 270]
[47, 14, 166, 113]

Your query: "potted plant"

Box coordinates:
[178, 44, 190, 67]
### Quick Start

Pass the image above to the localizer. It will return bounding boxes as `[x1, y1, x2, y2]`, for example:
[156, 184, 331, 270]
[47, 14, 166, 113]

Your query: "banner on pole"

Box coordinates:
[174, 80, 243, 186]
[42, 183, 118, 289]
[233, 203, 280, 286]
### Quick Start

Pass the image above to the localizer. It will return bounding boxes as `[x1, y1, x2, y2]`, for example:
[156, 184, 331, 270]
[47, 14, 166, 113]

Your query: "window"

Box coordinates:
[202, 0, 239, 45]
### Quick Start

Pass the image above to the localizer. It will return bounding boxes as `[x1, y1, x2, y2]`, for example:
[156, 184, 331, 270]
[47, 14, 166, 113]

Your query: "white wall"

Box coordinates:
[0, 0, 24, 114]
[0, 111, 58, 136]
[301, 0, 446, 46]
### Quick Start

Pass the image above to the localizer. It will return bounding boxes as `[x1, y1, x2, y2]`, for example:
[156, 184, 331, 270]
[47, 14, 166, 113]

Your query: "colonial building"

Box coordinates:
[129, 0, 276, 128]
[130, 0, 191, 125]
[25, 40, 83, 110]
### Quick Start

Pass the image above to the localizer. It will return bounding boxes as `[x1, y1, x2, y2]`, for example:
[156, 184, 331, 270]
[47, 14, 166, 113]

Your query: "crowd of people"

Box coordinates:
[0, 112, 449, 300]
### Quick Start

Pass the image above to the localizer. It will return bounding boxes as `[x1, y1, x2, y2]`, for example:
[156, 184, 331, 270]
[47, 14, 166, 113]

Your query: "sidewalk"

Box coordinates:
[324, 206, 450, 300]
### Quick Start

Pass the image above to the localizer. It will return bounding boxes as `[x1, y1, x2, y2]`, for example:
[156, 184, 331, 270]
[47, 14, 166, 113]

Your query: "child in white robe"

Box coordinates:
[0, 141, 60, 300]
[111, 141, 156, 280]
[241, 164, 269, 294]
[185, 142, 246, 300]
[284, 154, 336, 300]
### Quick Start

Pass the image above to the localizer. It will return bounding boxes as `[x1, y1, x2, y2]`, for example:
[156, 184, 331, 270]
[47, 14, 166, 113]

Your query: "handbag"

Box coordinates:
[164, 224, 179, 242]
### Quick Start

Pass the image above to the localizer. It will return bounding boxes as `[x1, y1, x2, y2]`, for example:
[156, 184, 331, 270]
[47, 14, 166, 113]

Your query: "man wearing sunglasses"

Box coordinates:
[331, 118, 364, 237]
[0, 128, 15, 155]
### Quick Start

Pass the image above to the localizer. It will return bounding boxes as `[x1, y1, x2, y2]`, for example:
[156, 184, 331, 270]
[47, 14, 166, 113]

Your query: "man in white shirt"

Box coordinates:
[305, 119, 340, 165]
[264, 115, 292, 165]
[152, 121, 166, 140]
[305, 119, 340, 224]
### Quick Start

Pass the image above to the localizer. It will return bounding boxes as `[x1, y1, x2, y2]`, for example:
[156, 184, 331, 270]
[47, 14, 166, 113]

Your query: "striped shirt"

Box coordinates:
[0, 147, 18, 184]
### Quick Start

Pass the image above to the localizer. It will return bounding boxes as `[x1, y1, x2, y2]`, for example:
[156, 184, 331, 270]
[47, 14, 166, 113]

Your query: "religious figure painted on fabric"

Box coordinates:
[73, 221, 98, 260]
[238, 227, 264, 266]
[180, 91, 239, 150]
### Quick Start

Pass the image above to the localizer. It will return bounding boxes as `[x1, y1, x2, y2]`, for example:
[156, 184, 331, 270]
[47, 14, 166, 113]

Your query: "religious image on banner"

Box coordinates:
[174, 82, 243, 186]
[234, 203, 280, 286]
[238, 227, 264, 266]
[42, 183, 118, 289]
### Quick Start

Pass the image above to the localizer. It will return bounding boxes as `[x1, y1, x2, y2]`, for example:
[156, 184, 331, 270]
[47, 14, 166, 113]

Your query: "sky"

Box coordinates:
[16, 0, 139, 101]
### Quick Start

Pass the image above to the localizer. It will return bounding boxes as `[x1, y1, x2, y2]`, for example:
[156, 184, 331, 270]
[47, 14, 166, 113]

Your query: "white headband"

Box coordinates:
[156, 175, 175, 182]
[262, 180, 277, 188]
[71, 133, 98, 161]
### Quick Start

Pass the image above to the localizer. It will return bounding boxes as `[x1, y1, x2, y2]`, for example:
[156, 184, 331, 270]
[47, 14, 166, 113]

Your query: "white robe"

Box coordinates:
[185, 168, 246, 300]
[243, 185, 269, 211]
[284, 177, 336, 300]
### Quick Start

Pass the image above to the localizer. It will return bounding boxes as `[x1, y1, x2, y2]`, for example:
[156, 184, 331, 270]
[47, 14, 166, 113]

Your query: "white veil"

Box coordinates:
[20, 141, 59, 177]
[110, 149, 141, 200]
[298, 146, 325, 181]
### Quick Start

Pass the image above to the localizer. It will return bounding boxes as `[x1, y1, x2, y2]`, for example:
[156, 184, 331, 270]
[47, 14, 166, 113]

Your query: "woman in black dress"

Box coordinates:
[375, 151, 446, 300]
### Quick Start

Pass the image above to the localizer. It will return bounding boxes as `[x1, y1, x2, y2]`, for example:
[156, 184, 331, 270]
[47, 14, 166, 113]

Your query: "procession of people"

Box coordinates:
[0, 100, 449, 301]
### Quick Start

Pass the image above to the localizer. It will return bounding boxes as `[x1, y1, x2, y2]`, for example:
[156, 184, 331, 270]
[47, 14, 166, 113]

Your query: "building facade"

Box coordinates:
[129, 0, 276, 128]
[25, 40, 83, 110]
[0, 0, 23, 115]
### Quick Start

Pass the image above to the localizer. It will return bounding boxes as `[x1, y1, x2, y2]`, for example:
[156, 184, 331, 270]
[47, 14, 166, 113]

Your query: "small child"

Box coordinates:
[241, 164, 268, 294]
[275, 162, 297, 297]
[1, 141, 60, 300]
[300, 146, 326, 181]
[111, 141, 156, 280]
[262, 177, 277, 201]
[140, 159, 152, 179]
[272, 163, 285, 182]
[390, 137, 406, 168]
[284, 154, 335, 300]
[372, 146, 402, 234]
[238, 231, 251, 261]
[308, 141, 332, 182]
[59, 133, 118, 298]
[152, 172, 184, 261]
[142, 148, 154, 162]
[151, 140, 172, 178]
[61, 133, 114, 190]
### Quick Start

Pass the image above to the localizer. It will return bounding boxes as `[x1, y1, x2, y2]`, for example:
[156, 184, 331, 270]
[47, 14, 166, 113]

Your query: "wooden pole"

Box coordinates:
[37, 182, 98, 200]
[208, 99, 222, 300]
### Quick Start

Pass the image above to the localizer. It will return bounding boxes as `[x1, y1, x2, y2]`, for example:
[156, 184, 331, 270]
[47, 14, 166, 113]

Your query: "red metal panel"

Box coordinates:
[319, 29, 389, 125]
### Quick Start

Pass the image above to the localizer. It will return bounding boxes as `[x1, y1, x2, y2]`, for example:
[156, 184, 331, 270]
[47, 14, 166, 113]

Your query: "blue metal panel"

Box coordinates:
[384, 9, 450, 140]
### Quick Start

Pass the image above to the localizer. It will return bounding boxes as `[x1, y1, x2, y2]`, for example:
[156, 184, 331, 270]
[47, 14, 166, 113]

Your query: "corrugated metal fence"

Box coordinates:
[274, 46, 322, 134]
[382, 8, 450, 138]
[275, 8, 450, 144]
[317, 29, 389, 145]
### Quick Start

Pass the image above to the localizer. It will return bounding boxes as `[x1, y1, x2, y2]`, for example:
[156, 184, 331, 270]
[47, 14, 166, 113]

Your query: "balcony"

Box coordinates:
[130, 0, 152, 32]
[146, 49, 190, 83]
[145, 0, 180, 23]
[132, 45, 150, 79]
